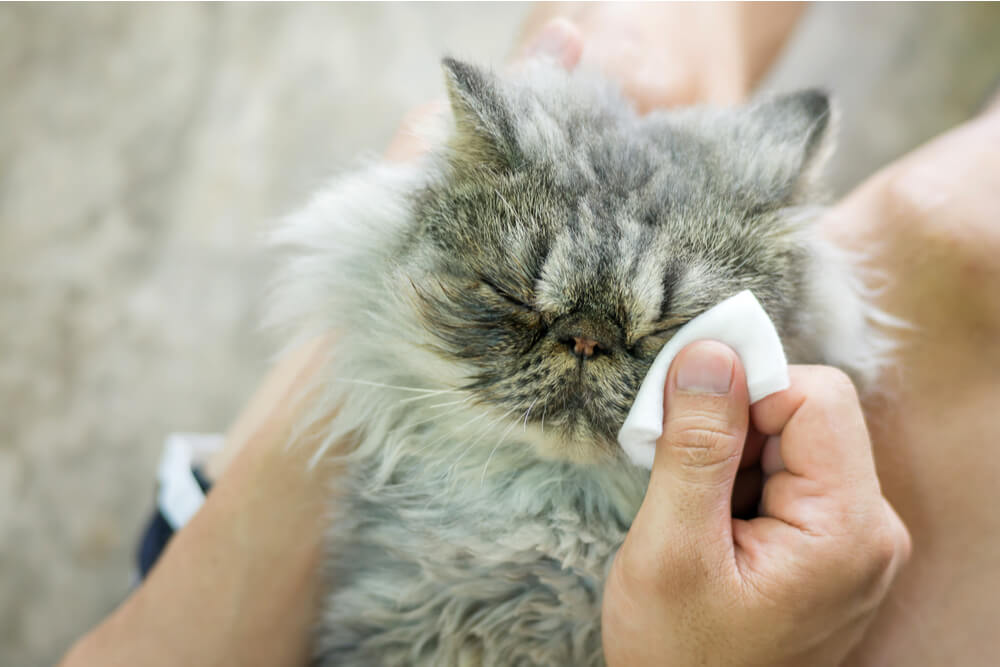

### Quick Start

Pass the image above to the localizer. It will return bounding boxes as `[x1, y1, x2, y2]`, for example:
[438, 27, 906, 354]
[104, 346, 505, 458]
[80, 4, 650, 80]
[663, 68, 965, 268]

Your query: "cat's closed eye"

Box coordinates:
[479, 276, 534, 311]
[629, 321, 687, 356]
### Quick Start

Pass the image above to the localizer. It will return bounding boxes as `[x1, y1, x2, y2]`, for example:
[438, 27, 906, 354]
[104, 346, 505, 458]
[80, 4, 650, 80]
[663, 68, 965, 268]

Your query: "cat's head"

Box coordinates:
[397, 58, 833, 462]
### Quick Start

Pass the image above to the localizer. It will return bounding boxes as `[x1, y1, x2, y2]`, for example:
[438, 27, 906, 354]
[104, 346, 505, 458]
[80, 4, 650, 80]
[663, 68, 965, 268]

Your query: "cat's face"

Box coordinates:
[399, 59, 831, 462]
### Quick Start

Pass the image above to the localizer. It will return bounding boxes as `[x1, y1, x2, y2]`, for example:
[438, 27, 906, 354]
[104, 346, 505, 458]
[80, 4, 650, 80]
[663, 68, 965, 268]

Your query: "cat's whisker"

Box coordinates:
[383, 398, 474, 441]
[479, 411, 523, 486]
[451, 408, 498, 438]
[271, 60, 863, 657]
[447, 409, 514, 470]
[521, 397, 539, 432]
[447, 407, 518, 482]
[407, 408, 494, 464]
[411, 408, 505, 511]
[425, 396, 474, 410]
[478, 441, 505, 488]
[397, 390, 471, 405]
[359, 308, 398, 330]
[335, 378, 465, 395]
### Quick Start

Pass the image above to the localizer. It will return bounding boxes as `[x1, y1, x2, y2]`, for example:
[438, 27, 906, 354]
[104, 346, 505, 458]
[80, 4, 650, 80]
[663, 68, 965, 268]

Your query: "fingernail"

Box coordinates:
[526, 19, 573, 60]
[675, 341, 734, 394]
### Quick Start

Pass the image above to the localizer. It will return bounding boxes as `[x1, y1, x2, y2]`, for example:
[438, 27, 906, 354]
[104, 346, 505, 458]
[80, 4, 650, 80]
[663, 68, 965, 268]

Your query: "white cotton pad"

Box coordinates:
[617, 290, 790, 470]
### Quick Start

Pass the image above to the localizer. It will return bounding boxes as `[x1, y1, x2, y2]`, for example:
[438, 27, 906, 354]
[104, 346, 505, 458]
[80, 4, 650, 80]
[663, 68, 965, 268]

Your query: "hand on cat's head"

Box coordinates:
[388, 1, 806, 161]
[516, 4, 806, 113]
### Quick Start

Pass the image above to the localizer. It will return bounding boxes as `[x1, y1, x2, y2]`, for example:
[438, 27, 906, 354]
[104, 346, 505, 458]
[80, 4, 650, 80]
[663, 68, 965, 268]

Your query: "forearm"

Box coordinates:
[61, 340, 339, 667]
[821, 107, 1000, 666]
[61, 5, 811, 662]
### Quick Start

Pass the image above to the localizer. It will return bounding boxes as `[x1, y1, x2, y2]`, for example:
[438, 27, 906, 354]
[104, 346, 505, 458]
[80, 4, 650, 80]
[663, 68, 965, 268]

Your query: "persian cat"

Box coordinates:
[270, 58, 891, 666]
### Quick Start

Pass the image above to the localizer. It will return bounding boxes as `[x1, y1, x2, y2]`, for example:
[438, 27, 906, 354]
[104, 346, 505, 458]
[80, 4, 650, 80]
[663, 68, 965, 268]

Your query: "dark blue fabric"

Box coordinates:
[136, 466, 213, 579]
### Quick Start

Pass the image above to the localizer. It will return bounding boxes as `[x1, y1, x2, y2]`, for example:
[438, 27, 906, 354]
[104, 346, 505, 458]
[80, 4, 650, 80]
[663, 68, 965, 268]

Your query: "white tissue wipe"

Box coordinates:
[617, 290, 790, 470]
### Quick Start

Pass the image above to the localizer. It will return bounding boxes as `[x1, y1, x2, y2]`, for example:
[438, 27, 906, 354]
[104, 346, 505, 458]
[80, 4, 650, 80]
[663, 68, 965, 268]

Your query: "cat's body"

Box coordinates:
[271, 59, 892, 666]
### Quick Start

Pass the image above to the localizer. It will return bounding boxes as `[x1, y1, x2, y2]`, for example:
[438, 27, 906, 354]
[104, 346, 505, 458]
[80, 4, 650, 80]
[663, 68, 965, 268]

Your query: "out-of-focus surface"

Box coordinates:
[0, 4, 528, 663]
[761, 2, 1000, 195]
[1, 3, 997, 665]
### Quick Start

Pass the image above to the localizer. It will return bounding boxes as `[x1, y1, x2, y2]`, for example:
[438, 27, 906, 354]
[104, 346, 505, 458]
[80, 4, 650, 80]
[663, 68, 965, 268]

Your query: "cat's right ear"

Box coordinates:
[442, 58, 521, 171]
[738, 89, 836, 203]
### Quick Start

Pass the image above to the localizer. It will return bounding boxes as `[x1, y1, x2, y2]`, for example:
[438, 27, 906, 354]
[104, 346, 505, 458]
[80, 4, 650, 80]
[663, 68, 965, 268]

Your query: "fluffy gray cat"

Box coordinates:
[270, 58, 893, 666]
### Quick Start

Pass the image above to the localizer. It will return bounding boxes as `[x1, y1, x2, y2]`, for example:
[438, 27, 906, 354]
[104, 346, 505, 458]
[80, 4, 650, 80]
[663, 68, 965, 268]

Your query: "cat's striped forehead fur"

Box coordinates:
[393, 58, 834, 460]
[283, 60, 899, 665]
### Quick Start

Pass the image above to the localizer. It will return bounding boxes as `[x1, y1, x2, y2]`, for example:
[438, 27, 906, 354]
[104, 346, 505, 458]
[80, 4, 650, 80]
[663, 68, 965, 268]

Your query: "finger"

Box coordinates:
[883, 498, 913, 568]
[637, 341, 749, 564]
[517, 17, 584, 70]
[750, 365, 877, 489]
[758, 470, 824, 531]
[383, 100, 448, 162]
[760, 434, 783, 476]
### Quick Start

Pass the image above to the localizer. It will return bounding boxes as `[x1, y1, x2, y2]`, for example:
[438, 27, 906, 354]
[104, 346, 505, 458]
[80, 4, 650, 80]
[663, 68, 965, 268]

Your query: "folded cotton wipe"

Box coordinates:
[617, 290, 790, 470]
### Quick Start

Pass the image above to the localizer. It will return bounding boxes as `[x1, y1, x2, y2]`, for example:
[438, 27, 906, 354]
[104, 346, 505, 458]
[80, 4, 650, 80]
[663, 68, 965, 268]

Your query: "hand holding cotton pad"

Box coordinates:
[617, 290, 790, 470]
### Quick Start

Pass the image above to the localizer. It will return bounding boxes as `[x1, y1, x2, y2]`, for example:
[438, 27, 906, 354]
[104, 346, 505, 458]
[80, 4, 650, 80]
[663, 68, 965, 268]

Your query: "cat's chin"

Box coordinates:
[517, 418, 622, 465]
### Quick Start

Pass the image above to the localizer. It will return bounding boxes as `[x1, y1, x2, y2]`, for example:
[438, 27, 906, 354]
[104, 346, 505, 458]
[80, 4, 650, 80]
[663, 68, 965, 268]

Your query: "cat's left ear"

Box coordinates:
[442, 57, 521, 171]
[737, 89, 835, 203]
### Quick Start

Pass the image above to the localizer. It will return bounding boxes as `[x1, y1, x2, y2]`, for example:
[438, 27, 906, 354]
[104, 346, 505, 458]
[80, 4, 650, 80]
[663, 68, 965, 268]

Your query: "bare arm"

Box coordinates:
[59, 6, 806, 664]
[824, 104, 1000, 667]
[60, 339, 342, 667]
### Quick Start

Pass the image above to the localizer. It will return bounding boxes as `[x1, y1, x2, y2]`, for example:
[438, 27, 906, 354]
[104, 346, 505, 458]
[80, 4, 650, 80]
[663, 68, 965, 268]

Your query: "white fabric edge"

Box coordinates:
[156, 432, 225, 530]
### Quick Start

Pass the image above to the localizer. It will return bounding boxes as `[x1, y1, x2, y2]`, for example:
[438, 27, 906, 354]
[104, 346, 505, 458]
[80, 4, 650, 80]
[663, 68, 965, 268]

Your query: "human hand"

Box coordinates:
[517, 3, 805, 112]
[602, 341, 911, 667]
[391, 2, 805, 163]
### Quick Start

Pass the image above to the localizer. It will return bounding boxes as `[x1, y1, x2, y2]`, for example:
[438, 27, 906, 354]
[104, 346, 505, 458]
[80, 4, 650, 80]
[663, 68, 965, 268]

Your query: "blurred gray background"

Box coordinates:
[2, 3, 998, 665]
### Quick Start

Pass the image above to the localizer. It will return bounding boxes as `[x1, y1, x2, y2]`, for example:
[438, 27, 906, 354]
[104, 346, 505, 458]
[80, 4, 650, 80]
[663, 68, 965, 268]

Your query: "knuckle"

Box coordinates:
[871, 529, 900, 573]
[896, 522, 914, 563]
[846, 520, 902, 593]
[799, 366, 862, 418]
[667, 411, 742, 468]
[812, 366, 859, 402]
[886, 504, 913, 564]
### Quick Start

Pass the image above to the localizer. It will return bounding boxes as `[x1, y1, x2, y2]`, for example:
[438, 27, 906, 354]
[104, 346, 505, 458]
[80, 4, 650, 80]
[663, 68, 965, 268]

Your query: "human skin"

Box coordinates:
[62, 6, 1000, 666]
[516, 2, 806, 109]
[824, 104, 1000, 667]
[602, 345, 910, 667]
[59, 338, 344, 667]
[385, 2, 806, 160]
[537, 8, 1000, 661]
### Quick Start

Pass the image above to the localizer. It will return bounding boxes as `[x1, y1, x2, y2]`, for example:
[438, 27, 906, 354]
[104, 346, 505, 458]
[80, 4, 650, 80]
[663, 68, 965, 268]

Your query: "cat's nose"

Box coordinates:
[552, 315, 620, 359]
[572, 336, 600, 358]
[558, 335, 606, 359]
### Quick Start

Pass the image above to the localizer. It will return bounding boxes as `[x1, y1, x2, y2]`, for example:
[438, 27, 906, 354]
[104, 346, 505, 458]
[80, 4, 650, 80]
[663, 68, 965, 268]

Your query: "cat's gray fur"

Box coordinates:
[270, 58, 893, 666]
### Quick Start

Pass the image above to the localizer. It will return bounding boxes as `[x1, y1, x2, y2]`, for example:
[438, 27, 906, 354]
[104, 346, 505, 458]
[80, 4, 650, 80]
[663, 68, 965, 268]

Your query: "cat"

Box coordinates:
[269, 57, 894, 666]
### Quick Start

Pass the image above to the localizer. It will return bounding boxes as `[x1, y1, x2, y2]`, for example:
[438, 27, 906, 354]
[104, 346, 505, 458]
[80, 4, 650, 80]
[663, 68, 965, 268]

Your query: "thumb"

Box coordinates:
[638, 341, 750, 559]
